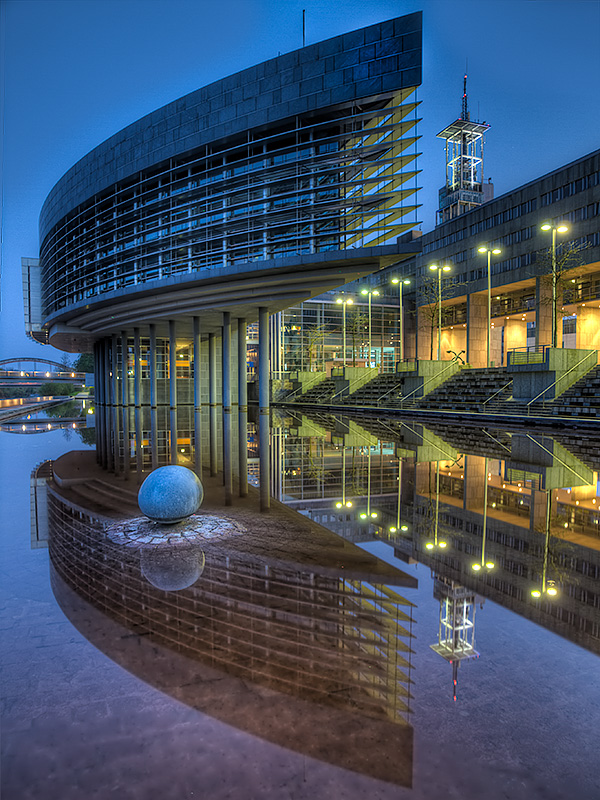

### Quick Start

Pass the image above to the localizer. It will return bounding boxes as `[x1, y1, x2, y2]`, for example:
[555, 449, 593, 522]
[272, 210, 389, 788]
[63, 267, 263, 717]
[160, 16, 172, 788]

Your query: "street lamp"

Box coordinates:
[425, 460, 448, 550]
[477, 246, 502, 367]
[540, 222, 569, 348]
[358, 445, 378, 521]
[531, 490, 559, 599]
[472, 457, 495, 571]
[389, 457, 409, 534]
[391, 277, 411, 362]
[360, 288, 380, 367]
[429, 265, 451, 361]
[335, 445, 353, 510]
[335, 297, 353, 367]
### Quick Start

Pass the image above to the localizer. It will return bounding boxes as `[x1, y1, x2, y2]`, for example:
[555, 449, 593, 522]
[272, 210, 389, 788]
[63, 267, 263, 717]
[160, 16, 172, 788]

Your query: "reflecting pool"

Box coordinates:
[1, 402, 599, 800]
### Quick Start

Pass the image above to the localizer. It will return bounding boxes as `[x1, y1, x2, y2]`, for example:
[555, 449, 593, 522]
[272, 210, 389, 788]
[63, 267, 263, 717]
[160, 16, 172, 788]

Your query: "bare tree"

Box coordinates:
[535, 240, 590, 347]
[346, 308, 368, 366]
[417, 274, 466, 360]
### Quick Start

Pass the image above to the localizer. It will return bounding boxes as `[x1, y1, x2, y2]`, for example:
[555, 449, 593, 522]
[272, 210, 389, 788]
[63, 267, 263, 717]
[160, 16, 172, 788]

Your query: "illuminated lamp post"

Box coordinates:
[531, 491, 559, 599]
[335, 296, 353, 367]
[472, 457, 495, 572]
[477, 246, 502, 367]
[428, 265, 451, 360]
[359, 445, 378, 522]
[335, 445, 353, 510]
[360, 288, 380, 367]
[391, 277, 411, 362]
[540, 222, 569, 348]
[425, 460, 448, 550]
[389, 457, 409, 534]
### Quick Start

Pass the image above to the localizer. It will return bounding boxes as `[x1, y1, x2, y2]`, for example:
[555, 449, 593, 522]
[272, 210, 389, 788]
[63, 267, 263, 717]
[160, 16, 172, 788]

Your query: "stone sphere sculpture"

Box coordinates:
[138, 465, 203, 523]
[141, 546, 206, 591]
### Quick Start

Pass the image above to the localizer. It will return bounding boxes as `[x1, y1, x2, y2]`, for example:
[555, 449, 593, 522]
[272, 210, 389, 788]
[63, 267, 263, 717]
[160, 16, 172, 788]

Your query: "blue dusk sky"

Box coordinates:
[1, 0, 599, 360]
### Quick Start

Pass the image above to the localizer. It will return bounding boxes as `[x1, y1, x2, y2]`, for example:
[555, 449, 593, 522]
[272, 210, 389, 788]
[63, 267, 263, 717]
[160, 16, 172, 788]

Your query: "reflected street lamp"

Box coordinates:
[335, 297, 353, 367]
[472, 457, 495, 571]
[425, 460, 448, 550]
[540, 222, 569, 348]
[335, 445, 353, 510]
[429, 265, 451, 361]
[477, 246, 502, 367]
[531, 490, 559, 599]
[391, 277, 411, 362]
[360, 288, 380, 367]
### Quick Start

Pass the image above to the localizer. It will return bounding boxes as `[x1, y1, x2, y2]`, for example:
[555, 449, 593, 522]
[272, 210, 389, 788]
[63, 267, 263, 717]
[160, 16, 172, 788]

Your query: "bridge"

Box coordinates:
[0, 358, 86, 389]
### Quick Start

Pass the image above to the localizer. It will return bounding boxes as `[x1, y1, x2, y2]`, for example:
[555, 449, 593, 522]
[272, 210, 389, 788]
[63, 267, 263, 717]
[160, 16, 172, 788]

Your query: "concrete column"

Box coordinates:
[94, 341, 103, 467]
[259, 306, 270, 511]
[238, 317, 248, 497]
[169, 319, 178, 465]
[209, 332, 217, 476]
[102, 338, 111, 471]
[121, 331, 130, 479]
[133, 327, 143, 475]
[193, 316, 202, 478]
[576, 306, 600, 353]
[467, 294, 487, 368]
[148, 324, 158, 471]
[222, 311, 232, 505]
[111, 334, 120, 475]
[463, 454, 486, 513]
[535, 277, 552, 349]
[504, 319, 528, 364]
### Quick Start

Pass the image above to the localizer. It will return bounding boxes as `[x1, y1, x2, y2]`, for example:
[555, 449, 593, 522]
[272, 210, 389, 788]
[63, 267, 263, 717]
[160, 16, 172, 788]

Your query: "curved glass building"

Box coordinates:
[28, 13, 422, 350]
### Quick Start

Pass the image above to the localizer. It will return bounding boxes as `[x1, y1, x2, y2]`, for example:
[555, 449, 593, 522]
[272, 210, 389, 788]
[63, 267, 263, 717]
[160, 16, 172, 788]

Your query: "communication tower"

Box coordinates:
[429, 575, 481, 701]
[436, 74, 492, 225]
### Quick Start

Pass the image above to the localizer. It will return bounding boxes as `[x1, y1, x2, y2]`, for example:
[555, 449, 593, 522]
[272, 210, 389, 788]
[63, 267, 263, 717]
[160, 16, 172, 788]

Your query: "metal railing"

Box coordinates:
[507, 345, 551, 366]
[398, 361, 461, 408]
[481, 380, 513, 409]
[526, 349, 597, 413]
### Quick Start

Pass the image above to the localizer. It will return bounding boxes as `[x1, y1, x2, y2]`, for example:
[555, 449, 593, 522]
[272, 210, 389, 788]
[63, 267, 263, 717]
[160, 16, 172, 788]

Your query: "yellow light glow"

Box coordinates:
[425, 543, 434, 550]
[531, 589, 542, 598]
[485, 562, 495, 569]
[346, 501, 353, 507]
[541, 223, 552, 231]
[373, 290, 380, 296]
[472, 563, 482, 571]
[492, 248, 501, 255]
[557, 225, 568, 233]
[389, 527, 397, 533]
[361, 289, 368, 295]
[478, 246, 487, 253]
[359, 513, 367, 519]
[547, 588, 558, 597]
[429, 264, 438, 271]
[443, 266, 451, 272]
[371, 512, 378, 518]
[347, 299, 353, 305]
[336, 502, 343, 508]
[391, 278, 399, 284]
[401, 525, 408, 531]
[336, 298, 343, 304]
[439, 541, 447, 548]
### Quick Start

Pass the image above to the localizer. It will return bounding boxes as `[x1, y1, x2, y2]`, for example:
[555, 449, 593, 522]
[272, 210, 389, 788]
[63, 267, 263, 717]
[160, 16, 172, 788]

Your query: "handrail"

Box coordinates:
[376, 379, 405, 405]
[281, 370, 327, 402]
[525, 434, 591, 485]
[481, 428, 511, 453]
[330, 369, 378, 401]
[399, 361, 460, 407]
[482, 380, 512, 408]
[527, 349, 597, 411]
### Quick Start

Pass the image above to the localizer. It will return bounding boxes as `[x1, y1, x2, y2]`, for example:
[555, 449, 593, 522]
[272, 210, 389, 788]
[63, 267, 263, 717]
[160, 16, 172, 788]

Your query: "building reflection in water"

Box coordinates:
[29, 395, 600, 785]
[34, 401, 420, 787]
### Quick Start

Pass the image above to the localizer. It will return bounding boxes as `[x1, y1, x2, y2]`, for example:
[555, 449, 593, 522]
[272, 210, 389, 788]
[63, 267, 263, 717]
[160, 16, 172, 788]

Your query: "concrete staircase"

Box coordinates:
[296, 377, 338, 404]
[410, 368, 513, 412]
[549, 365, 600, 418]
[344, 373, 406, 407]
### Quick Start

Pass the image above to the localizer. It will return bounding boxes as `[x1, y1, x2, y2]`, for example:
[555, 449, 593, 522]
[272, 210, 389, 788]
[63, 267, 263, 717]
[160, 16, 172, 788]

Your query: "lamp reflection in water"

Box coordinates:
[531, 491, 559, 599]
[472, 457, 495, 572]
[335, 445, 353, 510]
[389, 457, 409, 535]
[359, 445, 378, 522]
[425, 460, 447, 550]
